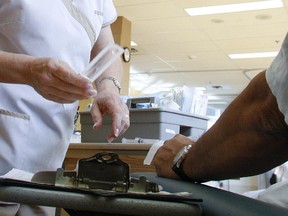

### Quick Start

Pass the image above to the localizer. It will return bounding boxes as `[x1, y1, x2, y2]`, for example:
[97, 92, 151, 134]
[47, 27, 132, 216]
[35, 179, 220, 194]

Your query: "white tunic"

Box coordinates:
[0, 1, 117, 215]
[0, 0, 116, 175]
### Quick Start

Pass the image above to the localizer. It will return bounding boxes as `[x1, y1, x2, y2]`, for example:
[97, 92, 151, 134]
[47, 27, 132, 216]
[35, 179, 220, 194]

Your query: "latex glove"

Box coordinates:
[90, 88, 130, 143]
[25, 58, 96, 103]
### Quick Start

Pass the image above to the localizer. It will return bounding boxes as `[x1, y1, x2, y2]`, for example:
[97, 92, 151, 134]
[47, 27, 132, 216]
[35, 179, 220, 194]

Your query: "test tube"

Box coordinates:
[82, 43, 124, 82]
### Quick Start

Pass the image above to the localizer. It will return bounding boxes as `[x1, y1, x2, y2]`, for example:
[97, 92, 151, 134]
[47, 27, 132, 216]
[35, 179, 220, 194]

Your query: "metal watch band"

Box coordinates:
[172, 144, 192, 181]
[97, 76, 121, 93]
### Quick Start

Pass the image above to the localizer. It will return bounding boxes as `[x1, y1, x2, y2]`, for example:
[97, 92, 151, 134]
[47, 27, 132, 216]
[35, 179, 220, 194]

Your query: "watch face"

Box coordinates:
[173, 147, 185, 164]
[123, 47, 131, 62]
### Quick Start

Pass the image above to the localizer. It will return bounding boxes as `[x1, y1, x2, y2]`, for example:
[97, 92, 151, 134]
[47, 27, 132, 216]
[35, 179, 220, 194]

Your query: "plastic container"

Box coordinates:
[80, 108, 209, 143]
[82, 43, 124, 82]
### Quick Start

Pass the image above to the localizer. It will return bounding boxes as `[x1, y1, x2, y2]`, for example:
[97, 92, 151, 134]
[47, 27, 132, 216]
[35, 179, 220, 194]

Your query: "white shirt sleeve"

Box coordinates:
[102, 0, 117, 27]
[266, 33, 288, 125]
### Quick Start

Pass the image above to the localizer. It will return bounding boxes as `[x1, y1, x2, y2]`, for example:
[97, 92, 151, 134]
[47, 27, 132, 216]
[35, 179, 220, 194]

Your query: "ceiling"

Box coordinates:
[114, 0, 288, 111]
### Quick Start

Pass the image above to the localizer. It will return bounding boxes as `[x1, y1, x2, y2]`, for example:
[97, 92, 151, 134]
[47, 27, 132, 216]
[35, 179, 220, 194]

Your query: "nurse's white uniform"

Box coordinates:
[0, 1, 116, 215]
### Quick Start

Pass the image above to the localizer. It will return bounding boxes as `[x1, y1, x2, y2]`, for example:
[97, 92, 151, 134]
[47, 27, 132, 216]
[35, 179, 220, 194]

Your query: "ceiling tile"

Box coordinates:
[114, 0, 288, 110]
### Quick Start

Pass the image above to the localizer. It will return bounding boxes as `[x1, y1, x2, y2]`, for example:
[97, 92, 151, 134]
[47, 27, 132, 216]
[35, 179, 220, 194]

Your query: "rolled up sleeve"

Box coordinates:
[266, 33, 288, 125]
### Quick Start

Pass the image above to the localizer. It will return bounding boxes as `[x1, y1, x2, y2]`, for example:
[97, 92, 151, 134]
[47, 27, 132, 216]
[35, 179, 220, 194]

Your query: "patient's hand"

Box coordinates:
[152, 134, 195, 179]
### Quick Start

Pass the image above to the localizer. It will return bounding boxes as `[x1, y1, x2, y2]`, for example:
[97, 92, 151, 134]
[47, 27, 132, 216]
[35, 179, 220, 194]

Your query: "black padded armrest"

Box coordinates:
[132, 172, 288, 216]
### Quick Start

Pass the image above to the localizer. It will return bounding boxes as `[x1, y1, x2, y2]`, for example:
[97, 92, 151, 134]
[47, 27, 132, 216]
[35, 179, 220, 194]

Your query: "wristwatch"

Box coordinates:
[97, 76, 121, 93]
[172, 144, 192, 180]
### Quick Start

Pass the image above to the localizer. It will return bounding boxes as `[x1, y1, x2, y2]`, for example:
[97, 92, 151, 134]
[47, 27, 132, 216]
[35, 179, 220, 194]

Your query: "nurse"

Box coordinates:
[0, 1, 129, 215]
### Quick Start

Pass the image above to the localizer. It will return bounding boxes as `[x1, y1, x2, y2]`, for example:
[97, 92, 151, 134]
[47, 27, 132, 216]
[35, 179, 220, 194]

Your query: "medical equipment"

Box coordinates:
[82, 43, 124, 82]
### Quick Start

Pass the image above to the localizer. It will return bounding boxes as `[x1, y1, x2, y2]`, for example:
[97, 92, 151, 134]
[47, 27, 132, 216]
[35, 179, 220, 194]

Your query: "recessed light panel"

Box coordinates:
[185, 0, 283, 16]
[229, 52, 278, 59]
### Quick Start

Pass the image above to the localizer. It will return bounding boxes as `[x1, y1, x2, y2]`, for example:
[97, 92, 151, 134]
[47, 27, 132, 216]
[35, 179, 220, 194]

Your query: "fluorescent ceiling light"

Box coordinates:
[185, 0, 283, 16]
[229, 51, 278, 59]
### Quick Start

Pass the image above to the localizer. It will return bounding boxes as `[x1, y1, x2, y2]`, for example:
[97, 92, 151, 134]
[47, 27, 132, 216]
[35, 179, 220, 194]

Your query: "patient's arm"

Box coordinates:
[154, 71, 288, 182]
[185, 71, 288, 181]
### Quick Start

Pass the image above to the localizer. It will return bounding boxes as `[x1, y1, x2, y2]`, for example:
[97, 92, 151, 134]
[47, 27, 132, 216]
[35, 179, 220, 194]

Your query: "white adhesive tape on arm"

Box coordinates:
[143, 140, 164, 165]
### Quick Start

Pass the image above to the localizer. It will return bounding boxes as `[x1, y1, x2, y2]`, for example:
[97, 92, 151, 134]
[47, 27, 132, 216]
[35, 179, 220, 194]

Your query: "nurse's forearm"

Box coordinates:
[0, 51, 34, 84]
[91, 26, 123, 94]
[183, 71, 288, 182]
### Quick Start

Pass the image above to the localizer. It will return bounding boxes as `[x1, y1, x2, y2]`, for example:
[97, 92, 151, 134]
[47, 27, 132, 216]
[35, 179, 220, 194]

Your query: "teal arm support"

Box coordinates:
[132, 172, 288, 216]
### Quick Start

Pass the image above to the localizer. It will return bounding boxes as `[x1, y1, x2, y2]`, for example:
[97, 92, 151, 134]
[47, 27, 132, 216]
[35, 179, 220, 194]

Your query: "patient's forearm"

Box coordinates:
[183, 72, 288, 182]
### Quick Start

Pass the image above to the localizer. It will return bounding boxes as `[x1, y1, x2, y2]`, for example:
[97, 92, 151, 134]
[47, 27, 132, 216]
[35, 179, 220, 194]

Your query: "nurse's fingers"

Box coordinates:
[107, 101, 130, 142]
[90, 92, 130, 142]
[52, 59, 90, 87]
[25, 57, 96, 102]
[41, 85, 96, 103]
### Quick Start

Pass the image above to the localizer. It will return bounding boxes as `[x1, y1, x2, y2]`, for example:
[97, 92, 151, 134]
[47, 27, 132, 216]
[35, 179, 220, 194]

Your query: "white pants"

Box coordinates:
[243, 180, 288, 209]
[0, 203, 55, 216]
